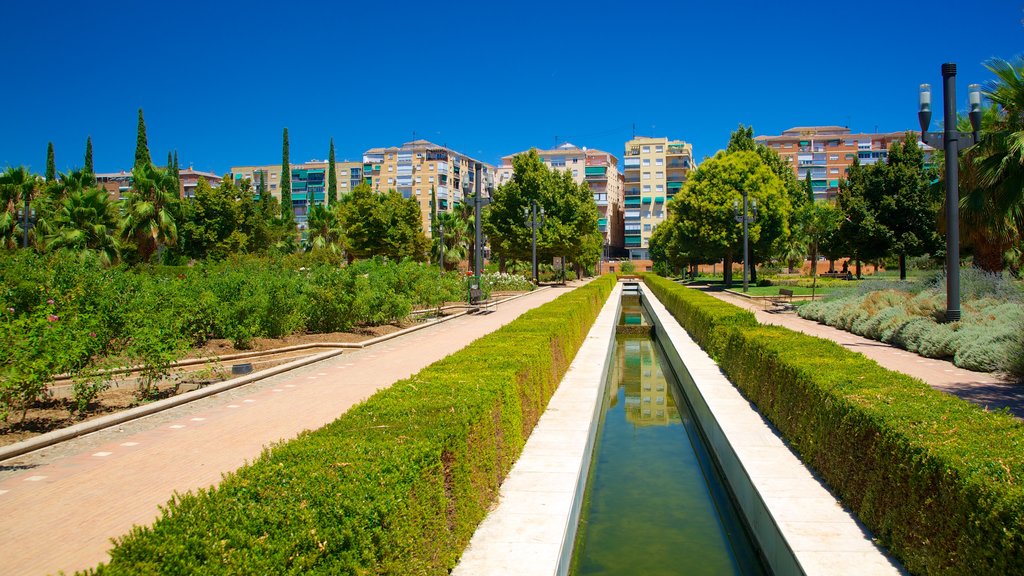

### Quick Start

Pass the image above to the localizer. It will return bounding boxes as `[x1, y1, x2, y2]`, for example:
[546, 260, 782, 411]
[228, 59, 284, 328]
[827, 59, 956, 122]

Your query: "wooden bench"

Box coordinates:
[767, 288, 795, 310]
[820, 271, 853, 280]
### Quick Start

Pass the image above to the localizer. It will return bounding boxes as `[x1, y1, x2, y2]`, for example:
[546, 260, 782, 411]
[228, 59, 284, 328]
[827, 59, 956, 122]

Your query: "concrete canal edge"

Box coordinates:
[452, 283, 623, 575]
[640, 285, 906, 576]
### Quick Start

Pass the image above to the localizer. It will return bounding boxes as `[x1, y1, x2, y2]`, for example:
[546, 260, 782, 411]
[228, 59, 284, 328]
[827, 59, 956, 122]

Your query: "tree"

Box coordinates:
[485, 149, 601, 274]
[327, 138, 338, 206]
[836, 160, 890, 278]
[337, 184, 428, 261]
[44, 186, 122, 265]
[120, 163, 178, 262]
[134, 108, 151, 169]
[280, 128, 293, 225]
[0, 166, 39, 249]
[658, 150, 789, 286]
[874, 133, 941, 279]
[305, 204, 345, 254]
[435, 210, 469, 270]
[172, 151, 180, 187]
[83, 137, 95, 185]
[174, 177, 245, 261]
[46, 142, 56, 181]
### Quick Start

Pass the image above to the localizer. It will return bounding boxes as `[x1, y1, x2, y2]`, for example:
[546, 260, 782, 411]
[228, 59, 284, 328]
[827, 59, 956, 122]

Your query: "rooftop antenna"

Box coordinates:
[632, 123, 635, 138]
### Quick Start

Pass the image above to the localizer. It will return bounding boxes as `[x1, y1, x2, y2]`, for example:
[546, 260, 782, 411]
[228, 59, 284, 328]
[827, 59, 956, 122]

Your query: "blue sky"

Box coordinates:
[2, 1, 1021, 176]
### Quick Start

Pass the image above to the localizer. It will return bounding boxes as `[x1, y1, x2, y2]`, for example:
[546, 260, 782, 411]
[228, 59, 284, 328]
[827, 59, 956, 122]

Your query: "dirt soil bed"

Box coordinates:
[0, 322, 410, 448]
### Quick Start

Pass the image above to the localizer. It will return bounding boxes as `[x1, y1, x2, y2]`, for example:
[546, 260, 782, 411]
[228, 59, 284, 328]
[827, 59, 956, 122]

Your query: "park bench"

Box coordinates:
[820, 271, 854, 280]
[767, 288, 795, 311]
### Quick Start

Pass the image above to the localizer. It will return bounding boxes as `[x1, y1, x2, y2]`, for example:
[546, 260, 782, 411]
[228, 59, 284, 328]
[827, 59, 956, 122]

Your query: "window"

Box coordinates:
[572, 157, 578, 163]
[655, 172, 663, 180]
[642, 146, 650, 153]
[655, 145, 663, 153]
[416, 176, 422, 183]
[270, 183, 277, 189]
[572, 169, 578, 177]
[655, 158, 663, 166]
[656, 185, 664, 192]
[643, 172, 650, 180]
[429, 176, 434, 183]
[830, 168, 839, 174]
[416, 189, 421, 196]
[784, 143, 793, 149]
[829, 154, 839, 161]
[271, 173, 277, 178]
[644, 224, 651, 231]
[643, 185, 651, 192]
[388, 165, 393, 172]
[642, 158, 651, 166]
[387, 178, 394, 185]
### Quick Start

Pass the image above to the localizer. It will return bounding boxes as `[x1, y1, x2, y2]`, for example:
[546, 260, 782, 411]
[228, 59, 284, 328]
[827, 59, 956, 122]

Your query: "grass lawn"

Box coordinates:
[729, 285, 835, 297]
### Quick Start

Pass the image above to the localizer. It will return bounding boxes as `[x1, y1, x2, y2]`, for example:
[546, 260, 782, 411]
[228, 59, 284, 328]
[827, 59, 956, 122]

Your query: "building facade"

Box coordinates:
[362, 140, 495, 236]
[229, 160, 363, 229]
[622, 136, 695, 260]
[95, 168, 221, 200]
[754, 126, 929, 200]
[495, 143, 624, 254]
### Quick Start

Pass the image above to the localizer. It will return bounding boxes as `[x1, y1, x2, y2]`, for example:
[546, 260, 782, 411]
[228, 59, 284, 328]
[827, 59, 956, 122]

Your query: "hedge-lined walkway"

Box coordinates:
[0, 283, 582, 576]
[705, 287, 1024, 417]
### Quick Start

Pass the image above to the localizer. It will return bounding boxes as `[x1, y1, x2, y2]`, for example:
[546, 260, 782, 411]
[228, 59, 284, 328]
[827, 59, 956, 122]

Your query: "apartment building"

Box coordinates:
[95, 168, 221, 200]
[229, 160, 363, 229]
[362, 140, 495, 236]
[622, 136, 695, 260]
[754, 126, 930, 200]
[495, 142, 624, 253]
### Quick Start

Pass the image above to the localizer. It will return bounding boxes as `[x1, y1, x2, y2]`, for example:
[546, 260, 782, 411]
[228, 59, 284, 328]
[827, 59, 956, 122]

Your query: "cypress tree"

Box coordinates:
[134, 108, 151, 169]
[173, 150, 179, 184]
[258, 170, 266, 198]
[46, 142, 56, 181]
[84, 137, 94, 176]
[281, 128, 292, 223]
[327, 138, 337, 206]
[430, 185, 437, 237]
[804, 169, 814, 202]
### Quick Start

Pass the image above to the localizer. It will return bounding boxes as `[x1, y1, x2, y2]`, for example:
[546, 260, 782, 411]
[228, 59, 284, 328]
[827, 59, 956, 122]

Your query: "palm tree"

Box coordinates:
[0, 166, 39, 248]
[119, 163, 179, 262]
[45, 187, 122, 265]
[304, 204, 345, 253]
[435, 210, 469, 270]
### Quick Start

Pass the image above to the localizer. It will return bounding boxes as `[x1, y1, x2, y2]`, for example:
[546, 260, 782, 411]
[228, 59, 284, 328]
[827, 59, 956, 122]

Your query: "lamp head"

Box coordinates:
[968, 84, 983, 133]
[918, 84, 932, 134]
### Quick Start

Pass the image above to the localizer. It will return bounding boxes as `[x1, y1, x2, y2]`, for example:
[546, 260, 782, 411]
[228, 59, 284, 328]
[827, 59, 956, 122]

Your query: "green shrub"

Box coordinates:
[85, 275, 617, 575]
[644, 275, 1024, 575]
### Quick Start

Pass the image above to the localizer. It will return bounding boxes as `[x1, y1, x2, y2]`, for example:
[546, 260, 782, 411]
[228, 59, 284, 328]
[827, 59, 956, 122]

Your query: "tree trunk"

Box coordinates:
[499, 255, 506, 274]
[749, 256, 758, 285]
[855, 259, 862, 279]
[899, 253, 906, 280]
[724, 254, 733, 286]
[828, 258, 835, 273]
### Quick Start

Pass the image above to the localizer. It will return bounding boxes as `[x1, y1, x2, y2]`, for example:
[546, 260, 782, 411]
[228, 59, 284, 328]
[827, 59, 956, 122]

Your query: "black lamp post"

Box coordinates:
[733, 193, 757, 293]
[918, 63, 983, 322]
[462, 163, 491, 279]
[524, 199, 545, 284]
[436, 217, 445, 276]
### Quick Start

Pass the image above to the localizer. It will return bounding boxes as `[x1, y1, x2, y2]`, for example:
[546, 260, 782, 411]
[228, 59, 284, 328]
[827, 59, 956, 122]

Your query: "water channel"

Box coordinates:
[570, 294, 767, 575]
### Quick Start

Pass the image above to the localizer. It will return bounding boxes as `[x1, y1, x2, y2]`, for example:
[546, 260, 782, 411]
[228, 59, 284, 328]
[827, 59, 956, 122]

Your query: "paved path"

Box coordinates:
[705, 288, 1024, 417]
[0, 284, 579, 576]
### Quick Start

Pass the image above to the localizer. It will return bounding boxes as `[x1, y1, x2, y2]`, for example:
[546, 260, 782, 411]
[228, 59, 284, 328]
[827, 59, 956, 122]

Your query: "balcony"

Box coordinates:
[667, 181, 683, 190]
[625, 197, 641, 207]
[585, 166, 607, 177]
[625, 175, 641, 184]
[623, 158, 641, 168]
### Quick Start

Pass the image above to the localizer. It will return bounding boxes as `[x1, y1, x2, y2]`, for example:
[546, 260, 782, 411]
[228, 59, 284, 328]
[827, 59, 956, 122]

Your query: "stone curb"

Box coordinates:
[0, 287, 551, 463]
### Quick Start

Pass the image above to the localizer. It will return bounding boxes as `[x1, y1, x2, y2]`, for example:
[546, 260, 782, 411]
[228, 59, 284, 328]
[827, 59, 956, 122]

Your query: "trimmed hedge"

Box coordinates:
[85, 275, 616, 575]
[643, 274, 1024, 576]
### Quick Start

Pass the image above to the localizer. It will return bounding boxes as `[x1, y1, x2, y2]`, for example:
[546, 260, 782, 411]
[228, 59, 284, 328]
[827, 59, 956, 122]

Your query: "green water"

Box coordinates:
[570, 297, 766, 576]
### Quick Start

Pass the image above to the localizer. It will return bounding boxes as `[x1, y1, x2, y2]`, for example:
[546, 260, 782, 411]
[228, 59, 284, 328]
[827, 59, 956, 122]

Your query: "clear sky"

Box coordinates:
[2, 1, 1021, 176]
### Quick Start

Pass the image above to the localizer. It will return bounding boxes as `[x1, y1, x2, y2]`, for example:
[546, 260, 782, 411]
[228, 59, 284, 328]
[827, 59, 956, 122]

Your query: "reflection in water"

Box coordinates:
[572, 329, 766, 576]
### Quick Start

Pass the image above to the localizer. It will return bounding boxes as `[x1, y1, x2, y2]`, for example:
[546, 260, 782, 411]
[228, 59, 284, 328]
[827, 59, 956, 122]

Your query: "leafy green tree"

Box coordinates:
[120, 163, 178, 262]
[485, 149, 601, 274]
[174, 178, 246, 260]
[874, 133, 941, 279]
[836, 160, 890, 277]
[659, 150, 789, 286]
[327, 138, 338, 206]
[134, 108, 151, 169]
[280, 128, 293, 225]
[338, 184, 428, 261]
[83, 137, 95, 185]
[435, 210, 469, 270]
[44, 187, 122, 265]
[46, 142, 56, 181]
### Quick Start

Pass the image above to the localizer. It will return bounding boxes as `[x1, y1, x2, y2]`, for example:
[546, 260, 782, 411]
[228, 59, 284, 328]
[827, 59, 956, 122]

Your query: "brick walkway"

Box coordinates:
[705, 288, 1024, 417]
[0, 284, 579, 576]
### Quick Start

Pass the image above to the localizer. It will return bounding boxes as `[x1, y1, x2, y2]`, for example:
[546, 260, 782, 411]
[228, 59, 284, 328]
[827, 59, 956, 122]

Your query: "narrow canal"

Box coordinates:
[570, 294, 766, 575]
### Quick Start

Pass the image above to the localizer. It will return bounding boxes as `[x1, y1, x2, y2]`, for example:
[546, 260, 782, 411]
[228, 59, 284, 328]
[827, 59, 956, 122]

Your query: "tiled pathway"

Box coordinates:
[0, 285, 577, 576]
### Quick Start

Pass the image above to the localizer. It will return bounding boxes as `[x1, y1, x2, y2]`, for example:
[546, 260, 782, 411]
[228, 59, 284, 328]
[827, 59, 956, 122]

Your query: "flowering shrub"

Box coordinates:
[481, 272, 534, 292]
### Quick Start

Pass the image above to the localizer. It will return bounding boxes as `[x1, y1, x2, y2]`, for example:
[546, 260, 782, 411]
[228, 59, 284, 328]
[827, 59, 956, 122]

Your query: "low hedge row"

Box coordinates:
[643, 274, 1024, 576]
[85, 275, 616, 575]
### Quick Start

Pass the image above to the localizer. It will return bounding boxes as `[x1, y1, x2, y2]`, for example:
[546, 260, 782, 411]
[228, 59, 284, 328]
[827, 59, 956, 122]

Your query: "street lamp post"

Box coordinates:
[524, 199, 545, 284]
[733, 193, 757, 293]
[437, 218, 445, 276]
[918, 63, 983, 322]
[463, 163, 491, 279]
